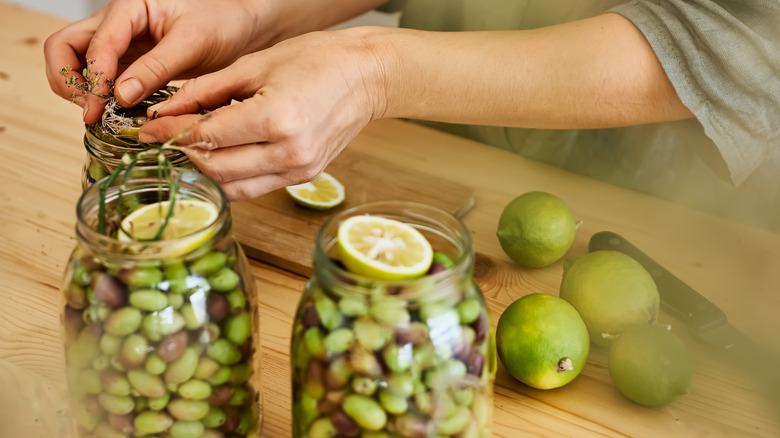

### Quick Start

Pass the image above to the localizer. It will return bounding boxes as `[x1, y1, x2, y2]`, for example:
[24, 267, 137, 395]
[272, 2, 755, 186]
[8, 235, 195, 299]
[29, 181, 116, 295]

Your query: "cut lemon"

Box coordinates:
[285, 172, 345, 210]
[118, 199, 219, 257]
[336, 215, 433, 281]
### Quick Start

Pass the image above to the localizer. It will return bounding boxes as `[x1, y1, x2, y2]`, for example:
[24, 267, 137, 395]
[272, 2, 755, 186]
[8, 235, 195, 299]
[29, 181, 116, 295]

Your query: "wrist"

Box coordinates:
[346, 25, 404, 122]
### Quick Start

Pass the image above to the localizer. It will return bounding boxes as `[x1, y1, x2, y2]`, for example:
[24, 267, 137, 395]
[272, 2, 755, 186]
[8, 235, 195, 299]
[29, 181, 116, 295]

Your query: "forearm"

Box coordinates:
[363, 13, 693, 129]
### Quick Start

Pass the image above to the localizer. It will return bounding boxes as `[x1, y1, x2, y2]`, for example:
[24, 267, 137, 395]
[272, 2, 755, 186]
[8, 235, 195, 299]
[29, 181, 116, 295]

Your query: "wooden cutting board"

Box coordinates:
[231, 148, 476, 277]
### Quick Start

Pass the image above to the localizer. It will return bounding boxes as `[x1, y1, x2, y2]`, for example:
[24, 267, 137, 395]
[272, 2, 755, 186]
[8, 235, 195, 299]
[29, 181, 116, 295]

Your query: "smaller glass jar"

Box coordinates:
[81, 86, 194, 189]
[62, 167, 262, 438]
[291, 201, 496, 438]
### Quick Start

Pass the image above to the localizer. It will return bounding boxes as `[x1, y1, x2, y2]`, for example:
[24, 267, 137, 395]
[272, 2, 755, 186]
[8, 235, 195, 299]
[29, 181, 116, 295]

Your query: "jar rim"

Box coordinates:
[75, 166, 229, 262]
[313, 200, 475, 298]
[84, 127, 190, 163]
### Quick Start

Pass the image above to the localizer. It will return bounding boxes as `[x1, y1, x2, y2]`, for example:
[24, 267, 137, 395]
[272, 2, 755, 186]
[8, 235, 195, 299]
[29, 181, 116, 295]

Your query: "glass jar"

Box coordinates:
[291, 201, 496, 438]
[82, 128, 194, 189]
[61, 167, 262, 438]
[81, 86, 194, 189]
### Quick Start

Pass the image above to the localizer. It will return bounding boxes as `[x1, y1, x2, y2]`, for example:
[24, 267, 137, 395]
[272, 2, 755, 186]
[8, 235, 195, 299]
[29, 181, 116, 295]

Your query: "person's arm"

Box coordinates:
[137, 13, 692, 201]
[44, 0, 387, 123]
[374, 13, 693, 129]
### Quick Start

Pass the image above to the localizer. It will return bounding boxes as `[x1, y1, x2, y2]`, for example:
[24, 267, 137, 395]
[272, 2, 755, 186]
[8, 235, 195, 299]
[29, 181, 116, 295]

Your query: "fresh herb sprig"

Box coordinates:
[63, 62, 197, 242]
[59, 59, 112, 101]
[60, 63, 178, 143]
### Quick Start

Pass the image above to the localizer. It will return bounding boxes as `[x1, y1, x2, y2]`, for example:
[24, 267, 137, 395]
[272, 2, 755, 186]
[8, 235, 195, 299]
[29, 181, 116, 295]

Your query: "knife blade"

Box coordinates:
[587, 231, 775, 365]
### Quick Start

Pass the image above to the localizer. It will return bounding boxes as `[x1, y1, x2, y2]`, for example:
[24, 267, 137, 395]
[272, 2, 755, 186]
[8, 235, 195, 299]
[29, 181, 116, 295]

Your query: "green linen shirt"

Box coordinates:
[383, 0, 780, 232]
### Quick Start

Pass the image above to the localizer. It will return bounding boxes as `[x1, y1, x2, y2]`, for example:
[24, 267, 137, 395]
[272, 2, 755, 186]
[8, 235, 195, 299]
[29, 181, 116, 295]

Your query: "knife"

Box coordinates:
[587, 231, 777, 369]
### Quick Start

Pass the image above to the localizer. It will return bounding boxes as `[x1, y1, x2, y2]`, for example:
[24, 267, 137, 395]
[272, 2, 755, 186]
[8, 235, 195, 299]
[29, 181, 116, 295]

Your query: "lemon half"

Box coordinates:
[118, 199, 218, 257]
[336, 215, 433, 281]
[286, 172, 345, 210]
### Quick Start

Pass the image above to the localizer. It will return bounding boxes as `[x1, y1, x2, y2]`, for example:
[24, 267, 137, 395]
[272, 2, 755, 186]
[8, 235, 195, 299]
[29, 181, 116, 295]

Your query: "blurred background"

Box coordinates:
[10, 0, 108, 21]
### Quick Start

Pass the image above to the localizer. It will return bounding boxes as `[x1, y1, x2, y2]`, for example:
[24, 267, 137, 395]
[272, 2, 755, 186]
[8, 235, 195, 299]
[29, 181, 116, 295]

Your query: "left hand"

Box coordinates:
[139, 28, 388, 201]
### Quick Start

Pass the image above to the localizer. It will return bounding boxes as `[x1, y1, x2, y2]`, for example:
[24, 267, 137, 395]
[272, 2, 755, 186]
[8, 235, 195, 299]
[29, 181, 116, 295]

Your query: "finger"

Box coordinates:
[179, 146, 286, 201]
[139, 92, 274, 148]
[221, 173, 289, 202]
[44, 16, 104, 118]
[114, 32, 213, 108]
[44, 29, 89, 102]
[138, 113, 205, 145]
[180, 142, 315, 185]
[147, 63, 260, 118]
[82, 1, 150, 110]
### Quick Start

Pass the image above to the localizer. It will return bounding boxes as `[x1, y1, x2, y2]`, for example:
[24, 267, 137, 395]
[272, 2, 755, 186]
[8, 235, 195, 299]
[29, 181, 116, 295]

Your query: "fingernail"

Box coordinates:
[82, 102, 89, 119]
[117, 78, 143, 105]
[148, 100, 169, 117]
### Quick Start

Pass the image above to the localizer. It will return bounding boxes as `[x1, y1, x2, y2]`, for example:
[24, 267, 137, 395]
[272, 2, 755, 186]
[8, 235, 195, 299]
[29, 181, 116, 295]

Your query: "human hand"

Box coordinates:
[138, 28, 388, 201]
[44, 0, 269, 124]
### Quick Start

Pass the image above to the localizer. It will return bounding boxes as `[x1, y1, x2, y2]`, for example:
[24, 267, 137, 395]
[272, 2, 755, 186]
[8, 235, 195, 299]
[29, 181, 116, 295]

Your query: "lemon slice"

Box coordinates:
[285, 172, 345, 210]
[118, 199, 219, 257]
[336, 215, 433, 281]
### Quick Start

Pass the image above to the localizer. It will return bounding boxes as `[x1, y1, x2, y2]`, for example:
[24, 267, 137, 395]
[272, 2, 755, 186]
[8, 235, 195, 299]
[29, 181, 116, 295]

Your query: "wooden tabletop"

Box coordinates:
[1, 3, 779, 437]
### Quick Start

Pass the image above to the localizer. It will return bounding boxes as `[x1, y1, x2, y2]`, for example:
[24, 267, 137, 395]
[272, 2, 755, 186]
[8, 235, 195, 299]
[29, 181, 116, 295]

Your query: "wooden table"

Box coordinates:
[1, 3, 779, 437]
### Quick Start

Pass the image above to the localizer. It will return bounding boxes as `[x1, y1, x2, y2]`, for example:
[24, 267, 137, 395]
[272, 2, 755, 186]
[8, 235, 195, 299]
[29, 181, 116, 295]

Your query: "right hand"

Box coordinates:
[44, 0, 269, 124]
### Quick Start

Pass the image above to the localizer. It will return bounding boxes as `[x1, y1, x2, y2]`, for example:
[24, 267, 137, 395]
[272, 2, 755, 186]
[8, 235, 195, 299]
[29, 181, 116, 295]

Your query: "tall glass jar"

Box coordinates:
[62, 167, 262, 438]
[291, 201, 496, 438]
[81, 86, 193, 189]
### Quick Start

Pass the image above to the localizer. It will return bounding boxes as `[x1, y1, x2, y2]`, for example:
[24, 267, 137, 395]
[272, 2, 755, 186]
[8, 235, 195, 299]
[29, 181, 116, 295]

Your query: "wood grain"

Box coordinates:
[231, 148, 475, 277]
[2, 3, 780, 437]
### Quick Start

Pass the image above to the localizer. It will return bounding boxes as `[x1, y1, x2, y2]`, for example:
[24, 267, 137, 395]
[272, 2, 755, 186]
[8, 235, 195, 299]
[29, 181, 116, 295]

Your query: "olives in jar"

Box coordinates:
[61, 167, 262, 437]
[291, 201, 496, 438]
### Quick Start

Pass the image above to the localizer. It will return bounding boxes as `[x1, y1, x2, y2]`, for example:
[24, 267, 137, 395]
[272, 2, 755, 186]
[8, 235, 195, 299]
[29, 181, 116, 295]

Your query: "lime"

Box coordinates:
[496, 293, 590, 389]
[118, 199, 218, 257]
[559, 250, 660, 347]
[336, 215, 433, 281]
[608, 324, 694, 407]
[286, 172, 345, 210]
[496, 191, 576, 268]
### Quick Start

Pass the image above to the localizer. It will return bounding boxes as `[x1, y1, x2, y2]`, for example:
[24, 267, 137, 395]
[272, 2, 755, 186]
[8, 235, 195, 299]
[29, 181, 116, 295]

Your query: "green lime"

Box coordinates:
[336, 215, 433, 281]
[496, 293, 590, 389]
[608, 324, 694, 407]
[559, 250, 660, 347]
[496, 191, 576, 268]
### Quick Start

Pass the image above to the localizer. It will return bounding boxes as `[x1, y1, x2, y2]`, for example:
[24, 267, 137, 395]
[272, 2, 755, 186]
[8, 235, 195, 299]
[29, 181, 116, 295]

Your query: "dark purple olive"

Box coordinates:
[157, 331, 188, 362]
[91, 272, 126, 308]
[208, 385, 235, 407]
[465, 349, 485, 376]
[395, 322, 429, 345]
[472, 312, 489, 343]
[206, 294, 229, 322]
[221, 406, 240, 433]
[331, 410, 361, 437]
[426, 262, 448, 275]
[303, 304, 321, 329]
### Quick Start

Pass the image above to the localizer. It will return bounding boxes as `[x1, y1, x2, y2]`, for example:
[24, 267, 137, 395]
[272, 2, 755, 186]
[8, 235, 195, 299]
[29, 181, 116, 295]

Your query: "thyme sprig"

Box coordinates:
[60, 63, 178, 144]
[60, 59, 112, 101]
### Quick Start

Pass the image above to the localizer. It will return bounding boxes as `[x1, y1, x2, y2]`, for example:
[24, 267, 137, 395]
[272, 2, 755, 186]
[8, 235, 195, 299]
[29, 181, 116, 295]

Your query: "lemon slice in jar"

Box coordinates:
[285, 172, 345, 210]
[336, 215, 433, 281]
[118, 199, 219, 257]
